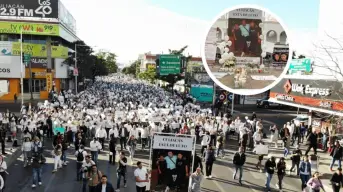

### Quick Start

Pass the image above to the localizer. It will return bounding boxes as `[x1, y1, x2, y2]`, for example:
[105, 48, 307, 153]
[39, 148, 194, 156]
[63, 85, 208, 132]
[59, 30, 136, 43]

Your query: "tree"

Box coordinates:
[122, 60, 139, 76]
[157, 45, 192, 90]
[63, 40, 108, 82]
[96, 50, 118, 73]
[138, 68, 156, 83]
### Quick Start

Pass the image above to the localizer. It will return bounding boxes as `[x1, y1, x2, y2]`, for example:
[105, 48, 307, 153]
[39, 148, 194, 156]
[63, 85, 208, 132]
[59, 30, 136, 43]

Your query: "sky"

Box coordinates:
[61, 0, 320, 65]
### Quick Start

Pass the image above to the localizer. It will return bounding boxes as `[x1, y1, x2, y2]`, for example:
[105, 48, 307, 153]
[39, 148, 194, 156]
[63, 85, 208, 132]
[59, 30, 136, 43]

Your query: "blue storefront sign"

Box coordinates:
[289, 58, 312, 74]
[190, 84, 214, 102]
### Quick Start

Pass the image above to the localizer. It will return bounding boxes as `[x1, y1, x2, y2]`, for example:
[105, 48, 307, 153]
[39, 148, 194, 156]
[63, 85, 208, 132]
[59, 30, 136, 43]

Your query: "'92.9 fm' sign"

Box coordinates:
[0, 0, 58, 18]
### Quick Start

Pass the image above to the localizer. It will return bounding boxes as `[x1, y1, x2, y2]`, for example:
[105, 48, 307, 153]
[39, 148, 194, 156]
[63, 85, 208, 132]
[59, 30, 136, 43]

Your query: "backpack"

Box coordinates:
[77, 150, 84, 161]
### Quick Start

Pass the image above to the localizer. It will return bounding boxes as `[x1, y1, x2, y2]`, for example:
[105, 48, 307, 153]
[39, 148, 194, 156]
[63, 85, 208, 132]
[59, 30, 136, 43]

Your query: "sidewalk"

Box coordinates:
[262, 138, 333, 192]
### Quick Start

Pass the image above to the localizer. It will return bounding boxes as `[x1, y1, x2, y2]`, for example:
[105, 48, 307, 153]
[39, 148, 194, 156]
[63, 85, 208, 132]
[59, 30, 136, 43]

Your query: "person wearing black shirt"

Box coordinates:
[305, 131, 318, 155]
[46, 116, 53, 139]
[109, 135, 116, 165]
[331, 168, 343, 192]
[157, 154, 167, 186]
[116, 151, 127, 190]
[290, 146, 302, 175]
[192, 153, 203, 174]
[330, 141, 343, 171]
[276, 157, 286, 190]
[175, 153, 189, 190]
[264, 156, 276, 192]
[232, 147, 246, 185]
[251, 112, 257, 121]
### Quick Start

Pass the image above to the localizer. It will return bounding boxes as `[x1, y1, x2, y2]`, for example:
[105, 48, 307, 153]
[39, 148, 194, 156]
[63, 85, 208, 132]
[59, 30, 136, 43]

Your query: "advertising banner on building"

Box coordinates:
[58, 2, 76, 34]
[28, 57, 49, 68]
[0, 0, 58, 18]
[0, 56, 21, 78]
[25, 68, 54, 78]
[0, 41, 68, 58]
[0, 22, 59, 36]
[190, 72, 214, 103]
[228, 8, 262, 58]
[270, 78, 343, 112]
[159, 55, 181, 76]
[150, 134, 195, 192]
[46, 72, 53, 92]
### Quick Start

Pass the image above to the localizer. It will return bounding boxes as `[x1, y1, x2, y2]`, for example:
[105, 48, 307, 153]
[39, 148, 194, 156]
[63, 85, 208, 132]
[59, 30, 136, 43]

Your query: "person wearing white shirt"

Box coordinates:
[96, 128, 107, 150]
[109, 126, 119, 139]
[81, 155, 96, 191]
[0, 155, 7, 187]
[140, 127, 149, 150]
[134, 161, 149, 192]
[89, 138, 102, 163]
[105, 119, 112, 140]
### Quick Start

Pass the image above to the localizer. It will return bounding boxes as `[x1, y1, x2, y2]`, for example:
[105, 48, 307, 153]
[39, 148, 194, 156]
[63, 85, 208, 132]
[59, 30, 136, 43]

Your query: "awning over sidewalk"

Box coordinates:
[268, 98, 343, 117]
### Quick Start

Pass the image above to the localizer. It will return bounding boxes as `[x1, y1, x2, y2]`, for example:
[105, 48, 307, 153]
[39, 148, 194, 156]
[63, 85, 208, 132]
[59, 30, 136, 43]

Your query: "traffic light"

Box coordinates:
[155, 55, 160, 76]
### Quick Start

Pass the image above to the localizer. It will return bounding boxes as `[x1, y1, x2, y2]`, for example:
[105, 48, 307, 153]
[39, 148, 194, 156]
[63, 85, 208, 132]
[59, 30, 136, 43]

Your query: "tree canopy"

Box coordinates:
[63, 40, 109, 81]
[96, 50, 118, 73]
[122, 60, 139, 76]
[138, 68, 156, 83]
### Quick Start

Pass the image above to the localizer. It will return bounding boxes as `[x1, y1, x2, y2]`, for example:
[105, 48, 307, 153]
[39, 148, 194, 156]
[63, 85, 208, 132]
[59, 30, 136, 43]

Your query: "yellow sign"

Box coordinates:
[12, 42, 68, 59]
[46, 73, 53, 92]
[25, 68, 54, 79]
[0, 22, 59, 36]
[146, 63, 156, 69]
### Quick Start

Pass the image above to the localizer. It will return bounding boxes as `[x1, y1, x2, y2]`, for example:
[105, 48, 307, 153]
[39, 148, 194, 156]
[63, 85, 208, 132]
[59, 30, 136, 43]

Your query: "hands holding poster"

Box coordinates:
[253, 144, 269, 155]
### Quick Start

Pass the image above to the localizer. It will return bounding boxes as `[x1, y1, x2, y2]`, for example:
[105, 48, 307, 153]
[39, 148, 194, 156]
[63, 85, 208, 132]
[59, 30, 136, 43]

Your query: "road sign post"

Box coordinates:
[159, 55, 181, 76]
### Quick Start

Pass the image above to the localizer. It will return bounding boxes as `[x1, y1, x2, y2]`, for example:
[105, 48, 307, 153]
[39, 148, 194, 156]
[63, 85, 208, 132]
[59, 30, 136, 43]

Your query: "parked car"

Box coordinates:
[256, 97, 283, 109]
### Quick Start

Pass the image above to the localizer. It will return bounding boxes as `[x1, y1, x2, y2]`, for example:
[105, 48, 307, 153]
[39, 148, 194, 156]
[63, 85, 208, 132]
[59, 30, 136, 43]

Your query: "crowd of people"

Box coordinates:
[0, 74, 341, 192]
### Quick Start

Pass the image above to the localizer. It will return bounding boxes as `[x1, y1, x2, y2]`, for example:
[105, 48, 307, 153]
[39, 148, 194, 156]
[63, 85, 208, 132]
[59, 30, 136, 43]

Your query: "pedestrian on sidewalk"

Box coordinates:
[200, 131, 210, 158]
[299, 155, 312, 191]
[52, 144, 62, 173]
[134, 161, 149, 192]
[81, 156, 95, 192]
[270, 124, 279, 148]
[331, 168, 343, 192]
[90, 137, 102, 164]
[264, 155, 276, 192]
[307, 172, 326, 192]
[127, 135, 137, 165]
[282, 126, 291, 157]
[290, 146, 302, 175]
[22, 137, 32, 167]
[95, 175, 115, 192]
[276, 157, 286, 191]
[322, 127, 329, 152]
[75, 145, 87, 181]
[87, 164, 102, 192]
[305, 130, 318, 156]
[233, 147, 246, 185]
[204, 145, 215, 178]
[109, 135, 116, 165]
[330, 141, 342, 171]
[31, 154, 43, 188]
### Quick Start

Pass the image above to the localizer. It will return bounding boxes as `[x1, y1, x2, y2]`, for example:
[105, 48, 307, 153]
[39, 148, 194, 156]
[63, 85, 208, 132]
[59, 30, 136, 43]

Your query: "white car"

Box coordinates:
[293, 115, 309, 127]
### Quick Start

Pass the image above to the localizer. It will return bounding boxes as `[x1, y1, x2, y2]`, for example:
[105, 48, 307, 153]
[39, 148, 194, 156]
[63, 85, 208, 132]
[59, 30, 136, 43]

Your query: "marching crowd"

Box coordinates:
[0, 74, 341, 192]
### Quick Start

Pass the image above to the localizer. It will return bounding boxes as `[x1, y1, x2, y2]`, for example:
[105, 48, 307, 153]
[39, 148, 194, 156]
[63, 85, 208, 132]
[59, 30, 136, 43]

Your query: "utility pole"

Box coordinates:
[20, 29, 24, 106]
[75, 44, 78, 94]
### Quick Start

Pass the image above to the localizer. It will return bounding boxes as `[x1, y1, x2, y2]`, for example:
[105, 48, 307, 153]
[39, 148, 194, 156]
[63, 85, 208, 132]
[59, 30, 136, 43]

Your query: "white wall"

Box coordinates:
[263, 21, 287, 44]
[55, 58, 68, 78]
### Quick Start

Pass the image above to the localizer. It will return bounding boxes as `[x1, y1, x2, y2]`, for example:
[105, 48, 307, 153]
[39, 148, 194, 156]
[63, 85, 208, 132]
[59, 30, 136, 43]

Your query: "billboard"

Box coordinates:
[190, 72, 214, 103]
[228, 8, 262, 58]
[288, 58, 312, 74]
[0, 56, 22, 78]
[0, 0, 58, 18]
[150, 134, 195, 192]
[0, 41, 68, 58]
[0, 22, 59, 36]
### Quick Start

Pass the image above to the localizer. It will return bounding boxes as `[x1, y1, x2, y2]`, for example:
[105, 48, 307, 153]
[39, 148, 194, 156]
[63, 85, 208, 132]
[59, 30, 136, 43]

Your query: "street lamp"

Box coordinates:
[74, 44, 96, 94]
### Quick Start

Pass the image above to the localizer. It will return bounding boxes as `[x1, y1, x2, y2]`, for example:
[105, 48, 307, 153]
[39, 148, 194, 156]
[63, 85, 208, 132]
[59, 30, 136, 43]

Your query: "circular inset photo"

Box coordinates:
[202, 5, 293, 95]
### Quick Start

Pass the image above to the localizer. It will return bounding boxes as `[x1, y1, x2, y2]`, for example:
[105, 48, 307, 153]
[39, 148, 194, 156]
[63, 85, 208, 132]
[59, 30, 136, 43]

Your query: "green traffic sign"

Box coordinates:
[159, 54, 181, 76]
[24, 54, 31, 63]
[289, 58, 311, 74]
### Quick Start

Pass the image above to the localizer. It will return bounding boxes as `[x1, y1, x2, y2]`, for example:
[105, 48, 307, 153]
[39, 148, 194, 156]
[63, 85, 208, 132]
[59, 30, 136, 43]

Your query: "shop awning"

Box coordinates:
[268, 98, 343, 117]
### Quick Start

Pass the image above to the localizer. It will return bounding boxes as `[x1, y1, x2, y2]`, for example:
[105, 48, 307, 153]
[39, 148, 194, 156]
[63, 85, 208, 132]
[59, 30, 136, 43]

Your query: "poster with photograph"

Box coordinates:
[228, 8, 263, 57]
[150, 134, 195, 192]
[272, 47, 289, 67]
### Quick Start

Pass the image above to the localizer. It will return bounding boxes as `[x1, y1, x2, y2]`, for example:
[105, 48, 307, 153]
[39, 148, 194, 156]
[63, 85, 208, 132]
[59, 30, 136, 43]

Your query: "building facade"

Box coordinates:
[0, 0, 79, 101]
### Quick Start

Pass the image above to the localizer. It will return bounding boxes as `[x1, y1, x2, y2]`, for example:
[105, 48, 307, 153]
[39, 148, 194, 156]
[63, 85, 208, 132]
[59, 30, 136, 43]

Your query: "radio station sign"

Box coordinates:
[0, 0, 58, 18]
[0, 22, 59, 36]
[270, 78, 343, 112]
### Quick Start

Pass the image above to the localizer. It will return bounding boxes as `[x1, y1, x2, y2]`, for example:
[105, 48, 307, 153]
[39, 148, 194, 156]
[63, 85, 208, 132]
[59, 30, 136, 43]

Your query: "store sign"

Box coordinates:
[29, 57, 48, 68]
[275, 94, 295, 102]
[289, 59, 312, 74]
[152, 135, 193, 151]
[319, 101, 333, 109]
[0, 22, 59, 36]
[46, 72, 53, 92]
[0, 0, 58, 18]
[0, 41, 68, 58]
[291, 84, 331, 97]
[0, 56, 21, 78]
[229, 8, 263, 19]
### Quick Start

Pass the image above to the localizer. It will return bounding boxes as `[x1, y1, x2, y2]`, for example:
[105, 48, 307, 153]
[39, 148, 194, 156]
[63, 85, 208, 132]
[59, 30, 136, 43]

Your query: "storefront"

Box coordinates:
[269, 78, 343, 135]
